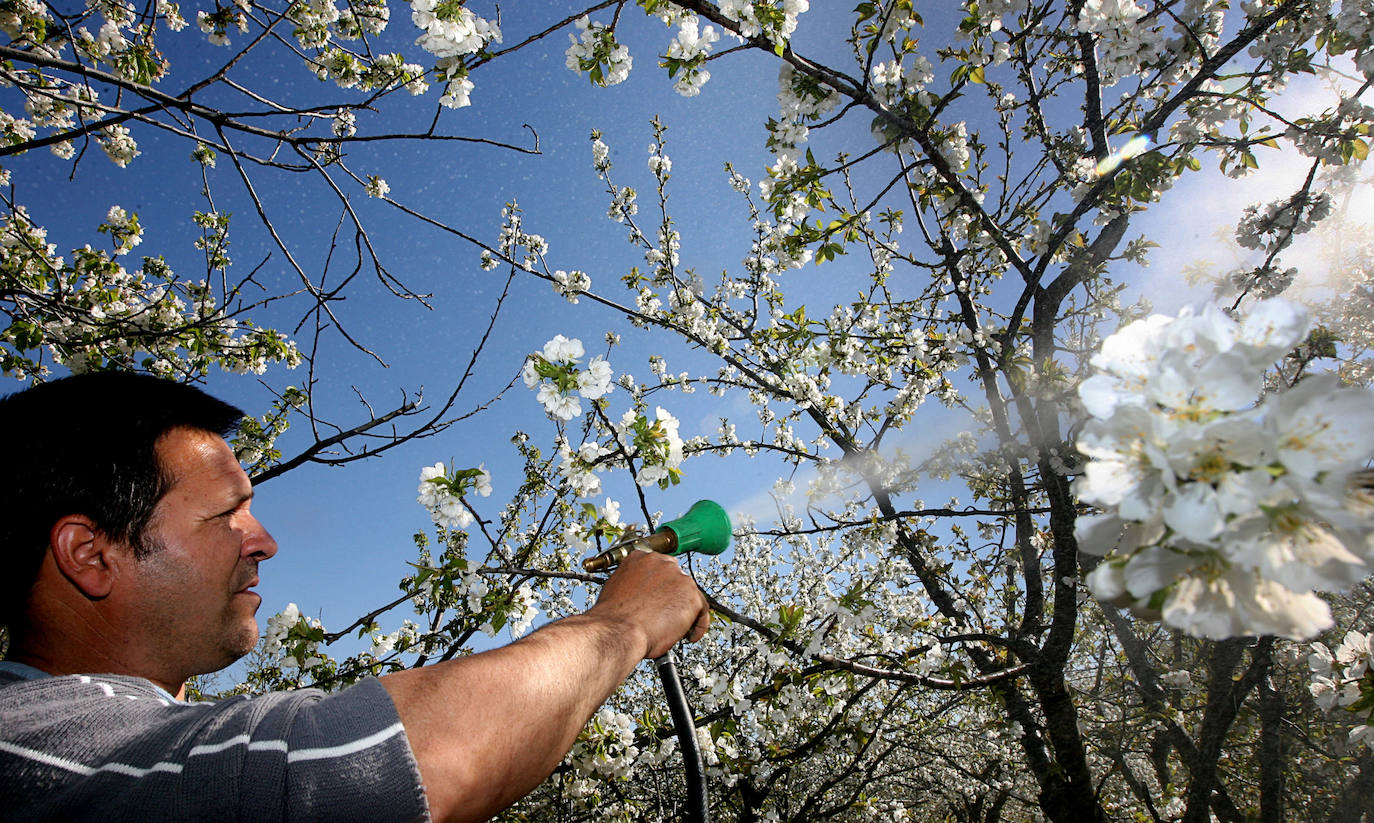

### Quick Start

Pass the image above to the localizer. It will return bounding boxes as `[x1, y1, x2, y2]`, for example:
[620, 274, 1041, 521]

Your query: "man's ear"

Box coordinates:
[49, 515, 118, 599]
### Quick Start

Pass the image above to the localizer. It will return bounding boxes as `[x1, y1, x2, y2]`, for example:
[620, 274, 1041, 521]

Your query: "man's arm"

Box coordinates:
[379, 549, 710, 823]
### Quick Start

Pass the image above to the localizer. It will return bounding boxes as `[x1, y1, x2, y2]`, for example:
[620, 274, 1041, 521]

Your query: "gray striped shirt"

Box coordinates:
[0, 662, 430, 821]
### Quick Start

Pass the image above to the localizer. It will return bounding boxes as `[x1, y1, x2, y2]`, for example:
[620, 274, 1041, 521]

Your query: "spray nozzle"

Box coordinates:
[582, 499, 732, 573]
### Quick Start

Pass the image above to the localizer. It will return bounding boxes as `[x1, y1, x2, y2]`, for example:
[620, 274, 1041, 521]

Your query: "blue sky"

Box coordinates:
[8, 2, 1360, 664]
[6, 3, 803, 647]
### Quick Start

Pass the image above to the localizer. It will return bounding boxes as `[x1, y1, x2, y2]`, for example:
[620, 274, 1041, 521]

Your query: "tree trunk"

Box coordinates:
[1328, 752, 1374, 823]
[1258, 675, 1284, 823]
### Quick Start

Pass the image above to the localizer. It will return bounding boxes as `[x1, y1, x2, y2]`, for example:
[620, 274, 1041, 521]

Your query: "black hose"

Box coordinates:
[654, 652, 709, 823]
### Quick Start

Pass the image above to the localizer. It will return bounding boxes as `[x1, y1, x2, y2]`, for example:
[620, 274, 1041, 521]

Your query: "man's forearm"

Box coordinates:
[381, 609, 648, 823]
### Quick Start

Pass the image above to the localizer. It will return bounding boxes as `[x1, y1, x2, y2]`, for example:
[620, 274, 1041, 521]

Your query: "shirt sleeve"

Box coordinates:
[0, 673, 431, 822]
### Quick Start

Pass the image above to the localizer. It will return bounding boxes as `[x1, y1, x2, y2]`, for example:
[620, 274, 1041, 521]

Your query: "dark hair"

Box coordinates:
[0, 372, 245, 632]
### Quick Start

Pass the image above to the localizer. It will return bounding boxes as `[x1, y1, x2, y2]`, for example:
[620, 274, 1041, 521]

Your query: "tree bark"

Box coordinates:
[1258, 675, 1284, 823]
[1328, 752, 1374, 823]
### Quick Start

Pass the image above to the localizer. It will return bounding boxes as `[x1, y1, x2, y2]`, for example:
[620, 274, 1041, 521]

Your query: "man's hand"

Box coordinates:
[589, 549, 711, 659]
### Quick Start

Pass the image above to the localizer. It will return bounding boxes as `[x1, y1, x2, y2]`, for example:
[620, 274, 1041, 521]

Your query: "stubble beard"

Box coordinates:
[136, 533, 262, 676]
[218, 562, 263, 667]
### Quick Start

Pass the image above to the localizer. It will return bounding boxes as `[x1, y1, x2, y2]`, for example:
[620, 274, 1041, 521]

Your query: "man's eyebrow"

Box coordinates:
[211, 489, 254, 516]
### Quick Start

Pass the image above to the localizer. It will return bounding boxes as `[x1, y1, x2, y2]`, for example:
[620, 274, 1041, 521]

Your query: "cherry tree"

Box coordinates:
[4, 2, 1374, 822]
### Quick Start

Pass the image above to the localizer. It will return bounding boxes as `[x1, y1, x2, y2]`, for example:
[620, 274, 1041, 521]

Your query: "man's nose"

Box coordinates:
[243, 515, 278, 561]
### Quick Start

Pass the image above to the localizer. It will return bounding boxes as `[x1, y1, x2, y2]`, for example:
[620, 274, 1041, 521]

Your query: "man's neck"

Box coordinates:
[7, 640, 187, 699]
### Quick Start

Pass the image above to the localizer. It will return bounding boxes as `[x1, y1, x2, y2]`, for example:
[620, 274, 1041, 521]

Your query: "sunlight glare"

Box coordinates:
[1096, 134, 1152, 177]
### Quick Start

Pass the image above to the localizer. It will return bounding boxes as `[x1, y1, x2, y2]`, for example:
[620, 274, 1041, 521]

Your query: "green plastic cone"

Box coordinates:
[656, 500, 732, 557]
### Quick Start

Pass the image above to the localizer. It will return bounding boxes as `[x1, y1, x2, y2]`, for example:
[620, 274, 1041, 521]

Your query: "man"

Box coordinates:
[0, 372, 710, 821]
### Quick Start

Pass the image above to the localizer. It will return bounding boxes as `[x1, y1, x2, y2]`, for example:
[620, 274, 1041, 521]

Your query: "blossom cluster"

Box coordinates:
[410, 0, 496, 56]
[561, 498, 624, 552]
[869, 55, 935, 109]
[590, 134, 612, 173]
[770, 63, 839, 162]
[718, 0, 809, 49]
[522, 335, 613, 421]
[547, 408, 684, 496]
[556, 438, 607, 498]
[1073, 0, 1166, 86]
[405, 556, 539, 650]
[565, 15, 632, 87]
[192, 209, 232, 269]
[197, 3, 248, 46]
[332, 108, 357, 138]
[662, 16, 718, 97]
[99, 124, 139, 167]
[411, 561, 486, 613]
[551, 268, 591, 303]
[99, 206, 142, 255]
[311, 47, 428, 95]
[409, 0, 500, 107]
[616, 406, 685, 488]
[1235, 190, 1332, 255]
[564, 707, 641, 781]
[262, 602, 327, 673]
[496, 202, 549, 269]
[1076, 298, 1374, 639]
[1309, 630, 1374, 749]
[1, 206, 301, 382]
[500, 583, 540, 638]
[287, 0, 390, 49]
[0, 0, 50, 43]
[368, 620, 420, 659]
[12, 73, 102, 161]
[364, 175, 390, 198]
[417, 461, 493, 530]
[232, 385, 307, 473]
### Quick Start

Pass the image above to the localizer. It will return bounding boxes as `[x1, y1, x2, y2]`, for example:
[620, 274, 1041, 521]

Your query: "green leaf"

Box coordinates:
[1146, 587, 1169, 611]
[777, 603, 805, 634]
[1305, 325, 1339, 359]
[1347, 673, 1374, 716]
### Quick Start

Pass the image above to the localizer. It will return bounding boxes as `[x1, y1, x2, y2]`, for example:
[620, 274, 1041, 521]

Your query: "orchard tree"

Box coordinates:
[4, 2, 1374, 823]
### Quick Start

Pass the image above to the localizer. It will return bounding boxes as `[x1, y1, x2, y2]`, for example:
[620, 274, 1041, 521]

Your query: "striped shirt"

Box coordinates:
[0, 662, 430, 821]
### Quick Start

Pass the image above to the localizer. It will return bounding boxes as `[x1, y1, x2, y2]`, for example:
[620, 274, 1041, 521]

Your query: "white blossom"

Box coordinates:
[565, 16, 632, 86]
[525, 335, 615, 421]
[1078, 298, 1374, 639]
[364, 176, 390, 198]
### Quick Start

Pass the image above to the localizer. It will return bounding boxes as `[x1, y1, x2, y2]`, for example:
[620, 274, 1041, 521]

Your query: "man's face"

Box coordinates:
[124, 426, 278, 678]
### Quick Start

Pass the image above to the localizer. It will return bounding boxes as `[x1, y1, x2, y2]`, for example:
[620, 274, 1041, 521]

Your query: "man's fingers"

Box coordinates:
[686, 600, 710, 643]
[593, 549, 714, 658]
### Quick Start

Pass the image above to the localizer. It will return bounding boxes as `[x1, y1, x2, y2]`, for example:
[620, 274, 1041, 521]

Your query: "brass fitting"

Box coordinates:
[582, 529, 679, 573]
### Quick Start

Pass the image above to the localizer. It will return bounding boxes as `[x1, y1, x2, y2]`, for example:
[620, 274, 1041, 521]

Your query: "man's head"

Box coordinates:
[1, 372, 275, 682]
